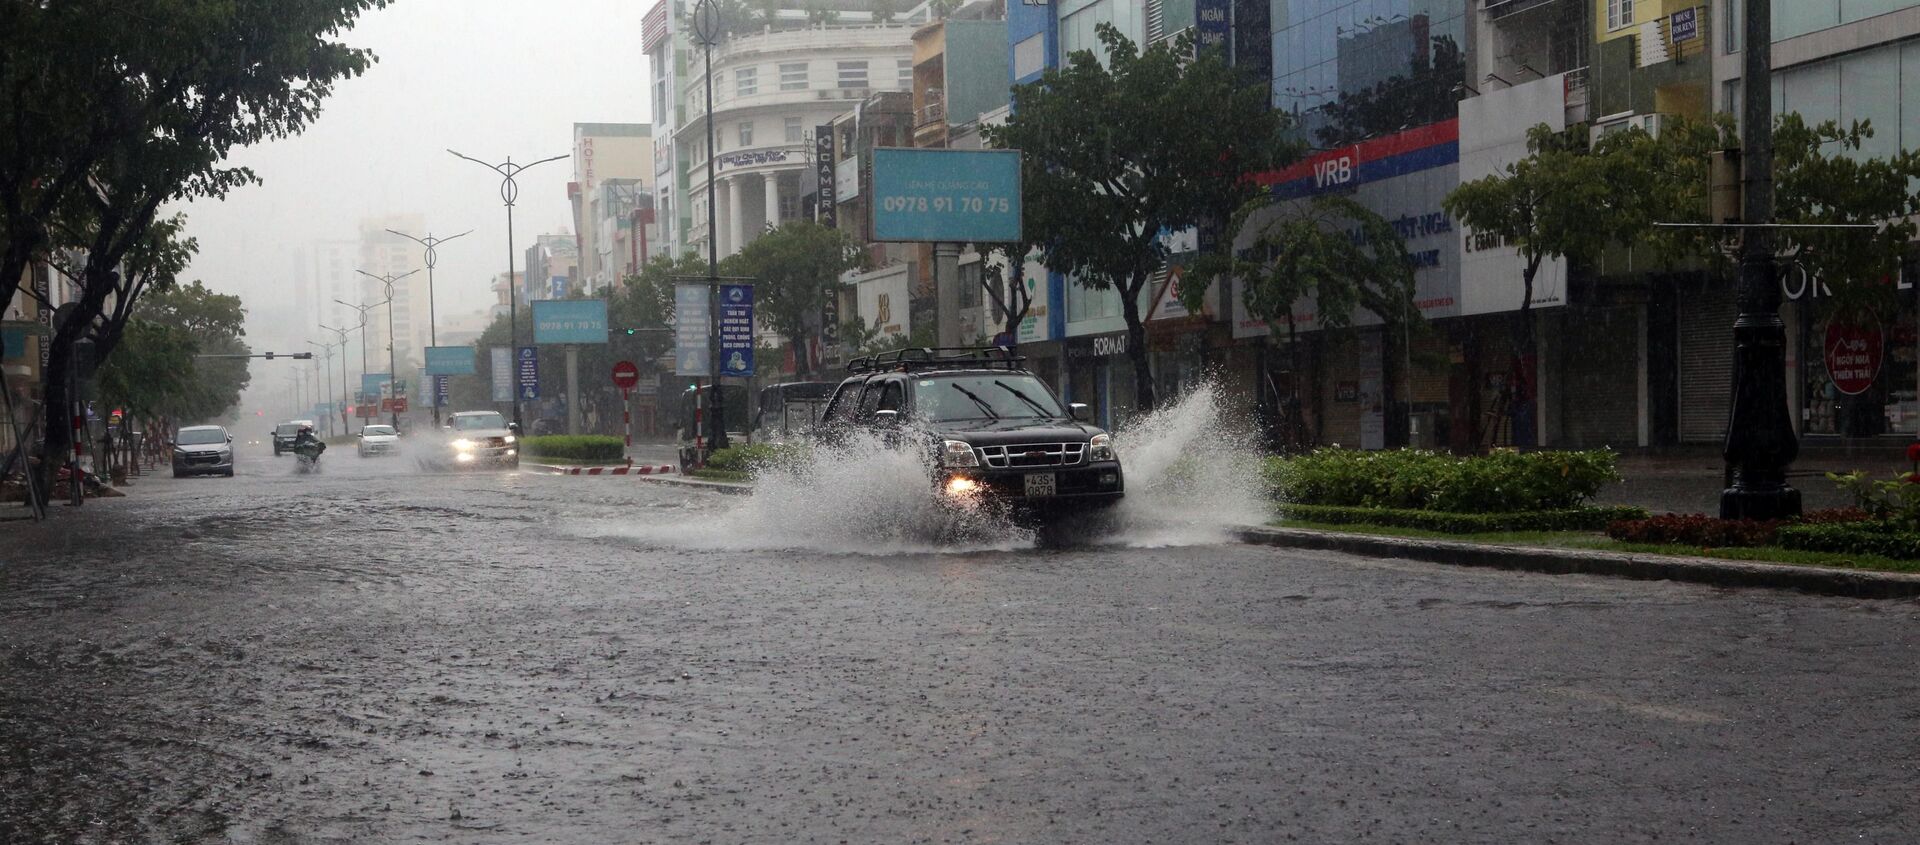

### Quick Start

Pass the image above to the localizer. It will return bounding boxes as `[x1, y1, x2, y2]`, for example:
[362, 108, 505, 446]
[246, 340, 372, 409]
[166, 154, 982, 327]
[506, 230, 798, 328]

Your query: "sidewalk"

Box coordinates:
[1597, 454, 1882, 516]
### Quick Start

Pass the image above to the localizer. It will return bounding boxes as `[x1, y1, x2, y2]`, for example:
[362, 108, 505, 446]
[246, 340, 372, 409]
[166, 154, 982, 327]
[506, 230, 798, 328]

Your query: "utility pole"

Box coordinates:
[693, 0, 730, 453]
[307, 340, 336, 437]
[357, 268, 422, 430]
[333, 299, 388, 434]
[1721, 0, 1800, 520]
[449, 149, 569, 432]
[319, 323, 357, 435]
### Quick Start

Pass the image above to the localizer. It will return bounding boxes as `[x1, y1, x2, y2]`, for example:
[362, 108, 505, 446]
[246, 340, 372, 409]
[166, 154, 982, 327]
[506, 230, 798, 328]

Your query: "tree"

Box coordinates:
[985, 25, 1292, 413]
[1186, 194, 1419, 449]
[1442, 123, 1647, 444]
[22, 0, 386, 481]
[979, 247, 1035, 349]
[94, 281, 251, 425]
[721, 220, 863, 378]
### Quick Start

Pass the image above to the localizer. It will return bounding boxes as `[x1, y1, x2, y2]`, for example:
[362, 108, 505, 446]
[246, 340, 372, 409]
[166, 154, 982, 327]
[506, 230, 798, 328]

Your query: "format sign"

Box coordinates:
[674, 283, 711, 376]
[517, 346, 540, 401]
[424, 345, 476, 376]
[870, 148, 1022, 243]
[718, 283, 755, 376]
[490, 347, 513, 402]
[532, 299, 609, 344]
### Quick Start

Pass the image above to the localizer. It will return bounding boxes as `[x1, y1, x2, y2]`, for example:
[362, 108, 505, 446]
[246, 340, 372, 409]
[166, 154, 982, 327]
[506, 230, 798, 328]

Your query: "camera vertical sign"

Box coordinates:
[719, 284, 755, 376]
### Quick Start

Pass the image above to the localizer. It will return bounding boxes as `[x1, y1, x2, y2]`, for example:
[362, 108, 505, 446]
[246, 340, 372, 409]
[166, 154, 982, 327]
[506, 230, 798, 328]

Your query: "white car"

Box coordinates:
[357, 424, 400, 457]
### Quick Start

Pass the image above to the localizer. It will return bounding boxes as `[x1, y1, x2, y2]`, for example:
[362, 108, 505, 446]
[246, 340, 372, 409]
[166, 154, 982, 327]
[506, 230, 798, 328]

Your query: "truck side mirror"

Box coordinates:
[1069, 403, 1089, 421]
[873, 409, 900, 426]
[508, 422, 522, 435]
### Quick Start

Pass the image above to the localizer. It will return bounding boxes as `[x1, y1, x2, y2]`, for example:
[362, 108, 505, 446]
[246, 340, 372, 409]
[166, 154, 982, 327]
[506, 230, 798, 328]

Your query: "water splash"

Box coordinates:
[573, 379, 1269, 553]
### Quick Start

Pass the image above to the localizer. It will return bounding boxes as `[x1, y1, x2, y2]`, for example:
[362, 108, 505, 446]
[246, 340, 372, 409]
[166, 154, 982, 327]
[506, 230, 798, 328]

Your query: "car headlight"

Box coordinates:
[452, 438, 476, 451]
[940, 439, 978, 468]
[1089, 433, 1116, 462]
[503, 434, 516, 444]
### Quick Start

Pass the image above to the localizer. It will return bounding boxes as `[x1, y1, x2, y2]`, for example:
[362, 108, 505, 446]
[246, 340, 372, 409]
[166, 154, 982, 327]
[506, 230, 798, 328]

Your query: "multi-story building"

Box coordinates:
[524, 233, 579, 303]
[644, 0, 928, 262]
[569, 123, 655, 292]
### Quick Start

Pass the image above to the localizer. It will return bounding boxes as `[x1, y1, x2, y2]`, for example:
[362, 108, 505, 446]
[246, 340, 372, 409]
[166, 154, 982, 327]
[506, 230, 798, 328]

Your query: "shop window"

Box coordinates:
[1800, 305, 1918, 437]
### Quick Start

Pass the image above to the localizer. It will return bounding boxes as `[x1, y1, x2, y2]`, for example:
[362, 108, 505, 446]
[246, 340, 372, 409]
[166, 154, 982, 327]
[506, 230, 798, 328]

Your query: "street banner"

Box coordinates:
[674, 283, 711, 376]
[435, 375, 450, 408]
[490, 347, 513, 402]
[532, 299, 609, 344]
[425, 345, 477, 375]
[361, 372, 391, 397]
[517, 346, 539, 401]
[719, 283, 755, 376]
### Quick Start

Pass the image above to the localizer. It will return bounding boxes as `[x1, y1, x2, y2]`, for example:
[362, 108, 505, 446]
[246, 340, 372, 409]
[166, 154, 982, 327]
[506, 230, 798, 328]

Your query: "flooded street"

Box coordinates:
[5, 448, 1920, 843]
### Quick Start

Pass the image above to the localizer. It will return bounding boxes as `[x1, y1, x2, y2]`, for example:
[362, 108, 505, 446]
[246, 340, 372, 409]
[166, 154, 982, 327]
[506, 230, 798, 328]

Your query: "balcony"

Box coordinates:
[915, 90, 946, 129]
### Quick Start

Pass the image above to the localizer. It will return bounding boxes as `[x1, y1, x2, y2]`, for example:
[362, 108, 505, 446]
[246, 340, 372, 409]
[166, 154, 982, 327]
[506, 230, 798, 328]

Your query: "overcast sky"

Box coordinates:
[181, 0, 650, 366]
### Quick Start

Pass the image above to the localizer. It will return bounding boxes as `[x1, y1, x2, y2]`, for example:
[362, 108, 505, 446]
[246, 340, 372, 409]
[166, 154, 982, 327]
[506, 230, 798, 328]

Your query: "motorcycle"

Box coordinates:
[293, 440, 325, 474]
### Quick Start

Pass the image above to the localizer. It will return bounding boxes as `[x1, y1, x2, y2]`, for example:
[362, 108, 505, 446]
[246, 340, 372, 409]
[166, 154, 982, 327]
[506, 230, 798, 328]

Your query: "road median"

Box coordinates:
[1236, 524, 1920, 599]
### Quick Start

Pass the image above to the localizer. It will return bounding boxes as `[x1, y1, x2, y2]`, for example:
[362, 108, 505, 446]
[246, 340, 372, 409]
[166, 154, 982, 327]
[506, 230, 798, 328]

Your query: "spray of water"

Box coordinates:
[572, 378, 1269, 554]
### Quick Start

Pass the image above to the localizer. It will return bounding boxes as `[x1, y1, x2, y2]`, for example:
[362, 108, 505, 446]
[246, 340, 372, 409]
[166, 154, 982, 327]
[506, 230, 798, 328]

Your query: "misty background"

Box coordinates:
[178, 0, 649, 416]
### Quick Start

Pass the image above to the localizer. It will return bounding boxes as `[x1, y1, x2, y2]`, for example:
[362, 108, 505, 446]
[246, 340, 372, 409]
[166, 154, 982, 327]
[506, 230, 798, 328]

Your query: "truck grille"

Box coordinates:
[976, 442, 1086, 469]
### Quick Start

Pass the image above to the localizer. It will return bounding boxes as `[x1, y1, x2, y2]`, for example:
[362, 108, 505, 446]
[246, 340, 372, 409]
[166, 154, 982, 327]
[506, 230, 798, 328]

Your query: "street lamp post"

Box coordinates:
[693, 0, 729, 452]
[448, 149, 568, 431]
[388, 227, 472, 426]
[319, 323, 357, 434]
[1720, 0, 1801, 520]
[306, 340, 336, 437]
[333, 299, 388, 434]
[357, 268, 422, 429]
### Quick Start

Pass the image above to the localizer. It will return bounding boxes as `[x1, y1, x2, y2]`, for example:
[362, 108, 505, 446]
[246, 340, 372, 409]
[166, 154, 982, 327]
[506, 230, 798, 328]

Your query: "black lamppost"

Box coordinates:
[357, 268, 422, 429]
[448, 149, 569, 431]
[693, 0, 729, 452]
[387, 227, 472, 426]
[333, 298, 388, 434]
[1721, 0, 1800, 520]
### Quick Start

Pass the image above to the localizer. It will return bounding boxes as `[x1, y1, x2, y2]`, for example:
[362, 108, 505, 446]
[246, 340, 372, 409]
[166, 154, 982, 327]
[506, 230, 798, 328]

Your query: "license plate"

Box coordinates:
[1024, 473, 1057, 497]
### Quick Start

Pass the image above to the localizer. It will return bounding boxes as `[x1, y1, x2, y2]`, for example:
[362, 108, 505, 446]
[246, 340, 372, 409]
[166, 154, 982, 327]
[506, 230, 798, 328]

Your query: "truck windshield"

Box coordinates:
[452, 413, 507, 430]
[177, 429, 226, 445]
[914, 375, 1066, 422]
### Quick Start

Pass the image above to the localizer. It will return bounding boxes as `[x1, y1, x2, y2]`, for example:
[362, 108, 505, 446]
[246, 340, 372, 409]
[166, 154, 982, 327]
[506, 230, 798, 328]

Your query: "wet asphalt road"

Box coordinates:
[3, 446, 1920, 844]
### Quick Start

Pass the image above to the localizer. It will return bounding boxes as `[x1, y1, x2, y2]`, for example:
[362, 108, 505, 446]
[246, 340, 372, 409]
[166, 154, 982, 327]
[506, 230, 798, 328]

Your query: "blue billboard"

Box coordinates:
[424, 345, 477, 375]
[361, 372, 391, 397]
[870, 148, 1023, 243]
[718, 283, 755, 376]
[532, 299, 609, 344]
[549, 275, 569, 300]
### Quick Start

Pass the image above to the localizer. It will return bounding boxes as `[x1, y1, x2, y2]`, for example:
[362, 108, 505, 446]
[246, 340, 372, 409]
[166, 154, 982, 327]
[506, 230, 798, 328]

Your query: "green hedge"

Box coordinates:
[1278, 503, 1649, 534]
[522, 435, 624, 462]
[1265, 448, 1620, 513]
[1776, 522, 1920, 560]
[705, 441, 809, 474]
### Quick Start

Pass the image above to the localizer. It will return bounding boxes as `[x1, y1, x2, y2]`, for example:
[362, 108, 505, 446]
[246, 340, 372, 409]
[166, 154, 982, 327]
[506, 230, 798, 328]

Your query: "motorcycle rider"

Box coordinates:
[291, 424, 326, 456]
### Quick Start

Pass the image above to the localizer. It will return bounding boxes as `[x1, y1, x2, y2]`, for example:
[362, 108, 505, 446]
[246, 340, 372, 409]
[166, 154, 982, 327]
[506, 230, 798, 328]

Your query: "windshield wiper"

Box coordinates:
[949, 383, 1000, 420]
[993, 380, 1055, 419]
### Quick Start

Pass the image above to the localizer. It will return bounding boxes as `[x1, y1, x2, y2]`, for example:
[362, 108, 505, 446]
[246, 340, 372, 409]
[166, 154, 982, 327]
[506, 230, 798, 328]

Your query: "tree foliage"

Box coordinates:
[985, 24, 1292, 412]
[720, 220, 864, 377]
[95, 281, 251, 424]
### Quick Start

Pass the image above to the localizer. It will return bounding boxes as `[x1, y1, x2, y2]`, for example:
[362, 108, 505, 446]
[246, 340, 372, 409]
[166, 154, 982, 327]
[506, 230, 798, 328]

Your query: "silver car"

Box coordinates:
[173, 425, 235, 478]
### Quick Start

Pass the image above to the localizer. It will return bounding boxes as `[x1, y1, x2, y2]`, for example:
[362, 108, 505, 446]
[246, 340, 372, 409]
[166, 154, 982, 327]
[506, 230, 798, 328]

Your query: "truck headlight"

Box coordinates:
[452, 438, 476, 451]
[502, 434, 516, 444]
[1089, 433, 1116, 462]
[940, 439, 978, 468]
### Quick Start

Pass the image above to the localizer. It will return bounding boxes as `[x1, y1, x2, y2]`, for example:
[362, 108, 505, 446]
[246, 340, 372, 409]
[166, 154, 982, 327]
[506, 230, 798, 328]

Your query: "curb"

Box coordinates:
[527, 463, 675, 476]
[630, 473, 754, 495]
[1235, 525, 1920, 600]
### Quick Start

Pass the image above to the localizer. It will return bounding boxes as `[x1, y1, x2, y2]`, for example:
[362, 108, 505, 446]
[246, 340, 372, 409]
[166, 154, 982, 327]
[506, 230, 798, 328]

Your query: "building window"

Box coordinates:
[736, 66, 757, 97]
[897, 58, 913, 90]
[780, 62, 808, 90]
[738, 121, 753, 147]
[1607, 0, 1634, 30]
[785, 116, 803, 143]
[838, 60, 868, 89]
[1014, 34, 1044, 79]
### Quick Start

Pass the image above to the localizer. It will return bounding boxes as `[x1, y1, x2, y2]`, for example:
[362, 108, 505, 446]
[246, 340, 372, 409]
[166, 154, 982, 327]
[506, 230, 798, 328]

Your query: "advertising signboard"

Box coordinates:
[674, 283, 711, 376]
[361, 372, 391, 397]
[549, 275, 568, 300]
[718, 283, 755, 376]
[532, 299, 609, 344]
[490, 347, 513, 402]
[424, 345, 477, 376]
[815, 127, 837, 227]
[516, 346, 539, 400]
[1195, 0, 1230, 52]
[870, 148, 1022, 243]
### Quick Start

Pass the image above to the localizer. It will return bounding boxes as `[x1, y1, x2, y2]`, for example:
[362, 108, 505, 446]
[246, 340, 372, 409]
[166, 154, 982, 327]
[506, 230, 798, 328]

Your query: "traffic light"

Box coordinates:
[624, 328, 637, 336]
[293, 352, 312, 359]
[264, 351, 275, 360]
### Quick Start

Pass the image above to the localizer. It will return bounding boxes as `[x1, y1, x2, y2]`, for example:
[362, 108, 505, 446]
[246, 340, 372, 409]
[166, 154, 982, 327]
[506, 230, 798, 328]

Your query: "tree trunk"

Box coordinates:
[1511, 260, 1539, 448]
[1381, 321, 1407, 449]
[1119, 275, 1156, 415]
[1003, 259, 1028, 350]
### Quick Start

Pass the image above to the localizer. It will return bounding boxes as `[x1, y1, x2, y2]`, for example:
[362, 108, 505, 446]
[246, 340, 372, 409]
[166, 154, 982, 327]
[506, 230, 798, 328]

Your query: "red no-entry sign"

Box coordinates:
[611, 360, 640, 390]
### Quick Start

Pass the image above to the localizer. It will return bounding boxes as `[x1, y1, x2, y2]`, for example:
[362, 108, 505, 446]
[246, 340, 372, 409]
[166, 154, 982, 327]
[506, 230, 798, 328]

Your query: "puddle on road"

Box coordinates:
[569, 381, 1268, 555]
